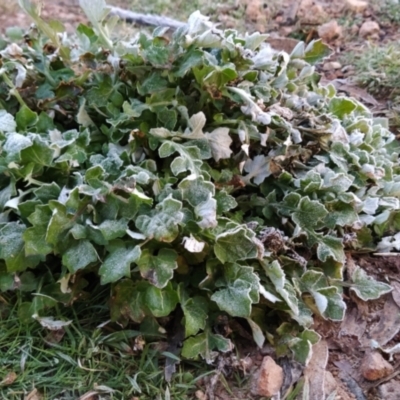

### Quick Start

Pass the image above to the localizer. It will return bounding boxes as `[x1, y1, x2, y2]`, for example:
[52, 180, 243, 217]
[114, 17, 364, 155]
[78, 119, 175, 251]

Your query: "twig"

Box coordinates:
[373, 253, 400, 256]
[109, 6, 186, 30]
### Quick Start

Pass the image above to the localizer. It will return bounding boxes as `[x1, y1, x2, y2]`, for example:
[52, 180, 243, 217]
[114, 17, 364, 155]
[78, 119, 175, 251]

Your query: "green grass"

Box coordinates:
[110, 0, 235, 20]
[371, 0, 400, 25]
[341, 42, 400, 100]
[0, 291, 213, 399]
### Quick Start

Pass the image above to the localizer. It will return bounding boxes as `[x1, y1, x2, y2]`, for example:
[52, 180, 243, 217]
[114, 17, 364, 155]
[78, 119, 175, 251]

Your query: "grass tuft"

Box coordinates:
[341, 42, 400, 101]
[0, 292, 211, 399]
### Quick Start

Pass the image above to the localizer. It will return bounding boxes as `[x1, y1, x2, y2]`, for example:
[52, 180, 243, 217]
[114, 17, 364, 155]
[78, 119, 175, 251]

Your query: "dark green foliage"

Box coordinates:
[0, 0, 397, 365]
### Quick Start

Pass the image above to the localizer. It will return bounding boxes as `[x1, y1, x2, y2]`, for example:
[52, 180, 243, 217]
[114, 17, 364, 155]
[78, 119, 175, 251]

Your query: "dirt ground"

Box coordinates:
[2, 1, 400, 399]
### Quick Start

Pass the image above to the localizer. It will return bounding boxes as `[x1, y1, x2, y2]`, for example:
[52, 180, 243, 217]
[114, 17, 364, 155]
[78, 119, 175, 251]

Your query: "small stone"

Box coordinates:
[378, 381, 400, 400]
[345, 0, 368, 13]
[359, 21, 380, 38]
[195, 390, 207, 400]
[245, 0, 262, 21]
[323, 61, 342, 71]
[298, 0, 313, 13]
[360, 351, 394, 381]
[250, 356, 284, 397]
[302, 4, 327, 25]
[318, 20, 343, 42]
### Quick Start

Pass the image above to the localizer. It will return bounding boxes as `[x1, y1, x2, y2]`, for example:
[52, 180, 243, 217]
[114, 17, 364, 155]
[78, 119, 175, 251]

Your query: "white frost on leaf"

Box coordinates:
[205, 127, 232, 162]
[362, 197, 379, 215]
[228, 87, 272, 125]
[243, 155, 272, 185]
[377, 232, 400, 253]
[0, 110, 16, 133]
[195, 194, 217, 229]
[185, 112, 206, 139]
[182, 235, 205, 252]
[33, 314, 72, 330]
[259, 284, 281, 303]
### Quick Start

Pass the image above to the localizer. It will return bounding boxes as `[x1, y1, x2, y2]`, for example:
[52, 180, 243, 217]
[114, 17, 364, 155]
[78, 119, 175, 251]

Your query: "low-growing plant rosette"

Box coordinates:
[0, 0, 397, 364]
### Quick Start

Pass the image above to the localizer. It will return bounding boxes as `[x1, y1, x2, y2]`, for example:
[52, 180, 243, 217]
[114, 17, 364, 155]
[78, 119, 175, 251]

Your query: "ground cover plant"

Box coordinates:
[0, 0, 400, 397]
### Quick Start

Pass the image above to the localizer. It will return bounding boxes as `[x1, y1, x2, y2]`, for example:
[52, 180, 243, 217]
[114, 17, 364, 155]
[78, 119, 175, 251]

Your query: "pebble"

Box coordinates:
[250, 356, 284, 397]
[318, 20, 343, 42]
[345, 0, 368, 13]
[359, 21, 380, 38]
[323, 61, 342, 71]
[360, 351, 393, 381]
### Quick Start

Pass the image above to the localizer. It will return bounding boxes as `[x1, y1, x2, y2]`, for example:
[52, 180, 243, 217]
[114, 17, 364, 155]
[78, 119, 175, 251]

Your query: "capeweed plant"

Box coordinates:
[0, 0, 397, 366]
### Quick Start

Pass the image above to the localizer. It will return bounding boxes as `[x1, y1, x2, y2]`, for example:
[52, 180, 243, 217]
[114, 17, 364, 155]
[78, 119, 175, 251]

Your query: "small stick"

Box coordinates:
[373, 253, 400, 256]
[109, 6, 186, 30]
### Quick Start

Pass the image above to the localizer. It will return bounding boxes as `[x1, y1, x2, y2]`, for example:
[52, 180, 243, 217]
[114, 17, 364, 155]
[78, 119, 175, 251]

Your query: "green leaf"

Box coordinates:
[3, 133, 32, 162]
[325, 200, 358, 229]
[98, 218, 129, 240]
[175, 48, 204, 77]
[329, 97, 357, 119]
[20, 137, 54, 167]
[290, 329, 321, 364]
[145, 282, 179, 318]
[136, 195, 183, 242]
[294, 270, 346, 321]
[245, 32, 269, 51]
[181, 330, 233, 362]
[292, 197, 328, 231]
[0, 262, 15, 291]
[79, 0, 112, 48]
[350, 266, 392, 301]
[276, 323, 320, 364]
[110, 280, 148, 324]
[211, 279, 253, 317]
[0, 182, 15, 212]
[246, 318, 265, 348]
[316, 234, 345, 263]
[304, 39, 331, 65]
[211, 263, 259, 317]
[143, 44, 170, 67]
[0, 222, 40, 272]
[23, 225, 53, 256]
[214, 227, 259, 264]
[138, 248, 178, 289]
[261, 260, 299, 315]
[158, 141, 203, 176]
[179, 175, 215, 207]
[46, 203, 73, 246]
[179, 286, 208, 337]
[99, 241, 141, 284]
[62, 240, 98, 273]
[15, 105, 38, 131]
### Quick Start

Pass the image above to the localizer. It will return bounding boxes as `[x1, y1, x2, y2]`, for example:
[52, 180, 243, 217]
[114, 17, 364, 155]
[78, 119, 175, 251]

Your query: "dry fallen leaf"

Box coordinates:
[365, 296, 400, 346]
[78, 391, 99, 400]
[304, 340, 329, 400]
[339, 306, 366, 340]
[0, 371, 17, 386]
[43, 328, 66, 346]
[24, 388, 43, 400]
[391, 281, 400, 309]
